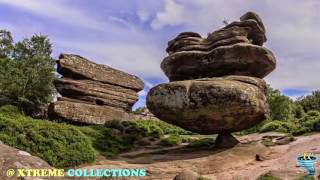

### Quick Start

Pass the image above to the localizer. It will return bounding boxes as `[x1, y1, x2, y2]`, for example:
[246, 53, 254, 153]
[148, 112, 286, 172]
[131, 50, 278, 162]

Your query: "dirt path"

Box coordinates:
[82, 133, 320, 180]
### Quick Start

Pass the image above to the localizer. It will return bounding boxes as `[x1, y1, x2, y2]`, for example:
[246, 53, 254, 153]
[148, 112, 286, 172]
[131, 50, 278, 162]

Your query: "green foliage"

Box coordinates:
[267, 87, 298, 121]
[0, 30, 13, 58]
[132, 107, 147, 115]
[188, 138, 215, 148]
[297, 91, 320, 112]
[257, 172, 282, 180]
[0, 30, 55, 114]
[295, 175, 315, 180]
[160, 135, 182, 146]
[0, 105, 96, 167]
[78, 125, 135, 157]
[106, 120, 192, 137]
[292, 111, 320, 135]
[259, 120, 298, 133]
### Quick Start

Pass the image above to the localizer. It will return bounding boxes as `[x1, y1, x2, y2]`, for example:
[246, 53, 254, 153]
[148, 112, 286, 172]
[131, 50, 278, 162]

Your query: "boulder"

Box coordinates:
[162, 43, 276, 81]
[49, 101, 130, 125]
[0, 143, 51, 180]
[54, 78, 138, 110]
[57, 54, 144, 91]
[163, 12, 274, 81]
[173, 170, 199, 180]
[49, 53, 145, 124]
[147, 76, 267, 134]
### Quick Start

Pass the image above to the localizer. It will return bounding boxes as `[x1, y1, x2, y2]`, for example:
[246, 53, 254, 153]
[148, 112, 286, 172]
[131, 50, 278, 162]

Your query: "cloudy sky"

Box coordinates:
[1, 0, 319, 108]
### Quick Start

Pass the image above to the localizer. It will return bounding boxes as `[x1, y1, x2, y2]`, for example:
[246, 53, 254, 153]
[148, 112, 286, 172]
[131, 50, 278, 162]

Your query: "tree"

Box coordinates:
[0, 30, 55, 114]
[296, 91, 320, 112]
[267, 86, 301, 121]
[0, 30, 13, 58]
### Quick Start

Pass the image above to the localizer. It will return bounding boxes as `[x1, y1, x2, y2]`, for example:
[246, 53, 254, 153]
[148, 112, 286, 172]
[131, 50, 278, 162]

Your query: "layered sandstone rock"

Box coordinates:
[162, 11, 275, 81]
[147, 12, 276, 148]
[49, 54, 144, 124]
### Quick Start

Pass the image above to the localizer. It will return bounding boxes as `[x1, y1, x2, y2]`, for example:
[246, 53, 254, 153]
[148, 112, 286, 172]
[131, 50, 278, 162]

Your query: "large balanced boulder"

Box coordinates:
[49, 54, 144, 125]
[147, 76, 267, 134]
[147, 12, 276, 148]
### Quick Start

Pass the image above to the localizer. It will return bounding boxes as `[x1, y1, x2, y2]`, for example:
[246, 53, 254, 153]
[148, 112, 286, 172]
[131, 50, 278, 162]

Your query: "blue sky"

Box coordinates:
[1, 0, 319, 108]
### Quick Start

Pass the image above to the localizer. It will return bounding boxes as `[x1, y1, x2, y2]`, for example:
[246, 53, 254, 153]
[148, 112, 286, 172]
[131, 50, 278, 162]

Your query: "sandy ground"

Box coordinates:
[80, 132, 320, 180]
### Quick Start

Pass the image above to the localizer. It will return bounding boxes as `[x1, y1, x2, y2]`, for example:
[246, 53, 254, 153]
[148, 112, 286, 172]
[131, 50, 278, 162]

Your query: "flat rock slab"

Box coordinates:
[162, 43, 276, 81]
[54, 78, 138, 110]
[49, 101, 131, 125]
[147, 76, 267, 134]
[57, 54, 144, 91]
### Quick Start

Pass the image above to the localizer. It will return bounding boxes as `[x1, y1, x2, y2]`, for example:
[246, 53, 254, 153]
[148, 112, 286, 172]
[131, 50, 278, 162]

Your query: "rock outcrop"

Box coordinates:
[147, 12, 276, 147]
[49, 54, 144, 124]
[162, 11, 275, 81]
[0, 143, 52, 180]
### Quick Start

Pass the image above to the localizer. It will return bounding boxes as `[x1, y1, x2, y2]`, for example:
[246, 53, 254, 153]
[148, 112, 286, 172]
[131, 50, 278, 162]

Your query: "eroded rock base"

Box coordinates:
[215, 133, 240, 148]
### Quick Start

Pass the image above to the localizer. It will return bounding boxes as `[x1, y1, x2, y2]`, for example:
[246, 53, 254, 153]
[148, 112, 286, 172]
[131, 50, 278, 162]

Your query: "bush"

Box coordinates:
[0, 105, 96, 167]
[106, 120, 192, 138]
[297, 91, 320, 112]
[78, 125, 135, 157]
[259, 120, 298, 134]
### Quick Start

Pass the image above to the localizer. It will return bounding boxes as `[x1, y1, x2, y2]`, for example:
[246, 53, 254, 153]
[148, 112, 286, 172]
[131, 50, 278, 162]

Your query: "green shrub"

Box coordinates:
[160, 135, 182, 146]
[0, 107, 96, 167]
[259, 120, 297, 133]
[0, 104, 22, 116]
[78, 126, 135, 157]
[106, 120, 192, 138]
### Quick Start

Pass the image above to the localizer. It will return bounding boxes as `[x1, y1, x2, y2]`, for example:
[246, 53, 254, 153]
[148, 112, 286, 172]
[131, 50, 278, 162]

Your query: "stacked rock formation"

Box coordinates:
[49, 54, 144, 124]
[147, 12, 276, 148]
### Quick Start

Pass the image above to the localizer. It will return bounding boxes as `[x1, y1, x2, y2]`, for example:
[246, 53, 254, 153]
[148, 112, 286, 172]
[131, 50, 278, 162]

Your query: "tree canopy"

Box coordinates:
[0, 30, 55, 114]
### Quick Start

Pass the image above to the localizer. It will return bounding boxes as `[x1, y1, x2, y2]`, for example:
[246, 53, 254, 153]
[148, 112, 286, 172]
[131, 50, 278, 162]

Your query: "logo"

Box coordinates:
[297, 153, 318, 178]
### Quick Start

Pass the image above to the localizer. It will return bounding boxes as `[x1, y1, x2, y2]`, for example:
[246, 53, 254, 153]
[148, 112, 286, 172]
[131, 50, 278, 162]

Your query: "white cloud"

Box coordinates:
[0, 0, 106, 31]
[151, 0, 186, 30]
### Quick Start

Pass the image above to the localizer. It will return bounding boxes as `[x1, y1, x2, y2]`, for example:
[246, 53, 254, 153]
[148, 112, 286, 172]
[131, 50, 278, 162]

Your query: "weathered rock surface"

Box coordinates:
[49, 101, 130, 124]
[147, 76, 267, 134]
[49, 54, 144, 125]
[57, 54, 144, 91]
[163, 11, 275, 81]
[173, 170, 200, 180]
[54, 78, 138, 111]
[0, 143, 52, 179]
[162, 43, 276, 81]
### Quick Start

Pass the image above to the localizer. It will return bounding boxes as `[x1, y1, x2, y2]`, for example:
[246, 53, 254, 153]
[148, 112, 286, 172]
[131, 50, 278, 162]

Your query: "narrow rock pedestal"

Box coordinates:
[215, 133, 240, 148]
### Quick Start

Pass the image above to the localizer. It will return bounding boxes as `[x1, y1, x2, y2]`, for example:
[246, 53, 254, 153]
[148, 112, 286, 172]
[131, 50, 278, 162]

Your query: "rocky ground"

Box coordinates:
[1, 133, 319, 180]
[80, 132, 320, 180]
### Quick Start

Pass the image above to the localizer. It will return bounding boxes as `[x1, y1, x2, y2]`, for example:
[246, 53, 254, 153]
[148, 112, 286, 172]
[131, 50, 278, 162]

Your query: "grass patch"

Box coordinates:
[187, 138, 215, 148]
[257, 172, 282, 180]
[0, 105, 196, 167]
[295, 175, 315, 180]
[0, 105, 96, 168]
[160, 135, 182, 146]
